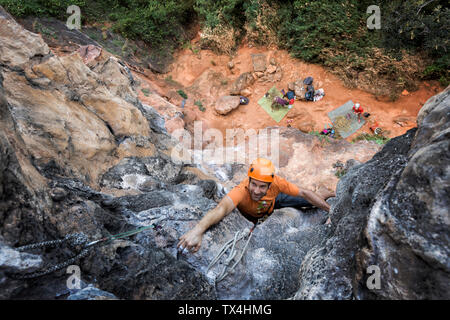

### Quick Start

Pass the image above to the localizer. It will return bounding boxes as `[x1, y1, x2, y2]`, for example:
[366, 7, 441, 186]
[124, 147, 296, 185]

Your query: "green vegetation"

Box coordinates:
[1, 0, 447, 88]
[352, 133, 390, 145]
[0, 0, 86, 18]
[308, 130, 331, 144]
[34, 21, 57, 39]
[0, 0, 195, 54]
[334, 168, 347, 179]
[195, 100, 206, 112]
[141, 88, 150, 97]
[163, 75, 182, 87]
[177, 89, 188, 99]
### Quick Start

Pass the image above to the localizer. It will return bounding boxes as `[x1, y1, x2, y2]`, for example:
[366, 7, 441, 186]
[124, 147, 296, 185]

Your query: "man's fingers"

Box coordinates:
[177, 237, 187, 249]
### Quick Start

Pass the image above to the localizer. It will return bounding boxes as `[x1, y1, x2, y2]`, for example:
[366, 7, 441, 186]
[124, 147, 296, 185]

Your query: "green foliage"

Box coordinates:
[164, 75, 182, 87]
[335, 168, 347, 179]
[1, 0, 447, 85]
[380, 0, 449, 57]
[0, 0, 196, 52]
[352, 133, 390, 145]
[0, 0, 86, 18]
[177, 89, 188, 99]
[141, 88, 150, 97]
[194, 0, 246, 30]
[308, 130, 332, 144]
[195, 100, 205, 112]
[278, 1, 377, 63]
[379, 0, 449, 85]
[423, 53, 450, 87]
[108, 0, 195, 50]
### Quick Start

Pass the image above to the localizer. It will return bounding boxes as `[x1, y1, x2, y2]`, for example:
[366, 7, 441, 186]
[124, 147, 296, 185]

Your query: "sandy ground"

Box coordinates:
[136, 40, 444, 143]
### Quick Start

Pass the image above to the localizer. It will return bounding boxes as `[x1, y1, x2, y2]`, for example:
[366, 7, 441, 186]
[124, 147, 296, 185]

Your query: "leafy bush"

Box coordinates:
[0, 0, 196, 52]
[177, 89, 188, 99]
[278, 1, 376, 62]
[379, 0, 449, 87]
[352, 133, 390, 145]
[423, 53, 450, 87]
[1, 0, 447, 88]
[195, 100, 205, 112]
[0, 0, 86, 18]
[110, 1, 195, 50]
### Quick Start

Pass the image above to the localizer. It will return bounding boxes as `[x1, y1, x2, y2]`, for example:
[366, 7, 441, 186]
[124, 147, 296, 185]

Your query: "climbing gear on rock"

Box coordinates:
[370, 121, 382, 135]
[248, 158, 275, 183]
[207, 224, 257, 283]
[8, 233, 91, 280]
[303, 76, 313, 85]
[7, 222, 163, 280]
[305, 84, 315, 101]
[239, 96, 249, 105]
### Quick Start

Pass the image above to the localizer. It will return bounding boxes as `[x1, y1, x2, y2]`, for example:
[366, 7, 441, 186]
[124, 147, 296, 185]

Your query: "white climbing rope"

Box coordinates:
[207, 225, 256, 283]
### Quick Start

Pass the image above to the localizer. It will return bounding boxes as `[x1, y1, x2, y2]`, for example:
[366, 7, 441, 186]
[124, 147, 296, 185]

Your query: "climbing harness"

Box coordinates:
[206, 223, 257, 283]
[8, 222, 163, 280]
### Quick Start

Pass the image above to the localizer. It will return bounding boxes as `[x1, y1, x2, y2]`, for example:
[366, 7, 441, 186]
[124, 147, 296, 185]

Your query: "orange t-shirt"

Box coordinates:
[226, 175, 300, 222]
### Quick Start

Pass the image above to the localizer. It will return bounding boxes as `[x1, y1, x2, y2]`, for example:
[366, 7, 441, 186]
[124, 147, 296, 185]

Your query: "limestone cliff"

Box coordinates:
[0, 6, 448, 300]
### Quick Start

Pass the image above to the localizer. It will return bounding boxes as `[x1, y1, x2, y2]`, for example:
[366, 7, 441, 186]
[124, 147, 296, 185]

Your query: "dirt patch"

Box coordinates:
[139, 40, 444, 144]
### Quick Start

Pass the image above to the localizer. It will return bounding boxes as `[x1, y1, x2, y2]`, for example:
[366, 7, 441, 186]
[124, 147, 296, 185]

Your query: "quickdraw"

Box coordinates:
[206, 223, 257, 283]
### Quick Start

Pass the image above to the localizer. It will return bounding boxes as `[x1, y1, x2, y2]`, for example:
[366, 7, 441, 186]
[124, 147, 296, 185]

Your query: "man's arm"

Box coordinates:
[298, 188, 331, 212]
[177, 196, 235, 253]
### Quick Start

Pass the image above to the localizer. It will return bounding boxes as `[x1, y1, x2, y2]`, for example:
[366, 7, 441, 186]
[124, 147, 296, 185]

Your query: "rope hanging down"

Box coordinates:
[8, 223, 162, 280]
[207, 224, 256, 283]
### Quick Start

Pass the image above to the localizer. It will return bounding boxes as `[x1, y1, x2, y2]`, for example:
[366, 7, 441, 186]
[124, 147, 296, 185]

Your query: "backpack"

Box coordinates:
[239, 96, 249, 105]
[286, 90, 295, 100]
[303, 76, 314, 85]
[305, 85, 314, 101]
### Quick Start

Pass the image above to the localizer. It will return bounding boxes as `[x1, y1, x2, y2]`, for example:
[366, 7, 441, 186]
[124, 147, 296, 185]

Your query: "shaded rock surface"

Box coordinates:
[17, 16, 179, 74]
[229, 72, 255, 95]
[214, 96, 241, 115]
[0, 7, 213, 300]
[67, 284, 118, 300]
[293, 86, 450, 300]
[251, 53, 267, 72]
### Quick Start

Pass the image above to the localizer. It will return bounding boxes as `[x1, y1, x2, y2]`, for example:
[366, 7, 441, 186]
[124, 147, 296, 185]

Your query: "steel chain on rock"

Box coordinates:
[11, 248, 91, 280]
[9, 233, 91, 280]
[8, 223, 162, 280]
[15, 233, 89, 252]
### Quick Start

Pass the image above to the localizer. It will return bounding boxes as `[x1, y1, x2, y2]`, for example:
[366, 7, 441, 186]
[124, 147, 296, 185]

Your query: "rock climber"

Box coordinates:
[352, 103, 364, 123]
[271, 96, 289, 111]
[177, 158, 335, 253]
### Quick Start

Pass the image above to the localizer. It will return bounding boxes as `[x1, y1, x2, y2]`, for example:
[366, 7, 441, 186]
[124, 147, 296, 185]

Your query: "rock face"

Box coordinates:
[229, 72, 255, 95]
[251, 53, 267, 72]
[194, 127, 382, 193]
[0, 5, 448, 300]
[98, 171, 333, 299]
[0, 10, 50, 69]
[0, 6, 214, 300]
[67, 284, 118, 300]
[294, 79, 305, 97]
[293, 86, 450, 300]
[214, 95, 241, 115]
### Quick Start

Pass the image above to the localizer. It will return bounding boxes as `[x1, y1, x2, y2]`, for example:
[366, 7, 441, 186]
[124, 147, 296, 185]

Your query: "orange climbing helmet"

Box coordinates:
[248, 158, 275, 183]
